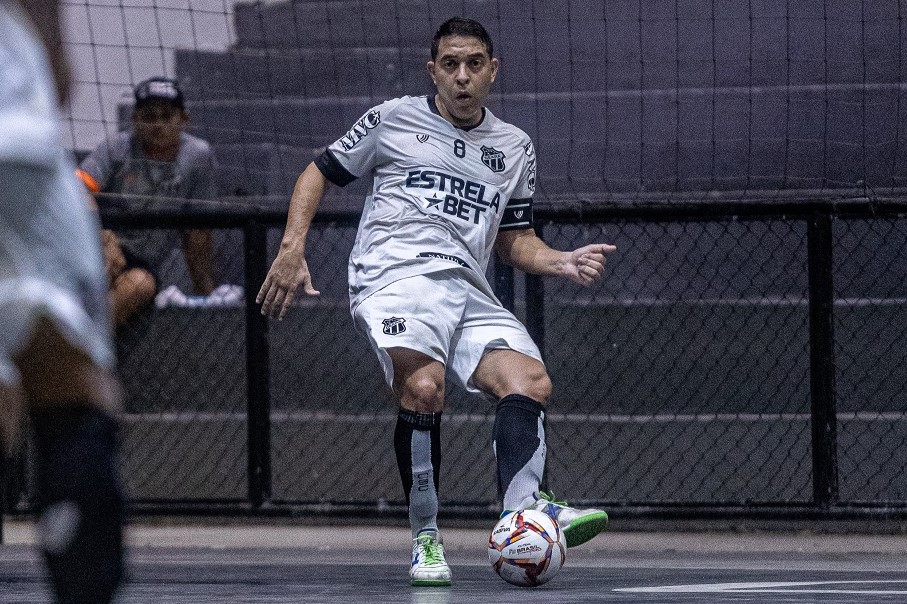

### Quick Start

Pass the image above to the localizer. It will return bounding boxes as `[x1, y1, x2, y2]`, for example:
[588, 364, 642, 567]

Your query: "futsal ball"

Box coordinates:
[488, 509, 567, 587]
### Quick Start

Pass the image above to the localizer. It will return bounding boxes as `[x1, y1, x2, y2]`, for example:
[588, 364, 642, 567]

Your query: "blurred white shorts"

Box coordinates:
[0, 162, 114, 387]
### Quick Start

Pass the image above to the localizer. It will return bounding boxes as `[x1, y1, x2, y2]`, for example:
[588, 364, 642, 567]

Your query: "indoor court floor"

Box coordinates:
[1, 521, 906, 602]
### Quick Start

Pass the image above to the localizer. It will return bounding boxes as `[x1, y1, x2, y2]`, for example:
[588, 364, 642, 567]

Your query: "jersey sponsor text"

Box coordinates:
[406, 168, 501, 224]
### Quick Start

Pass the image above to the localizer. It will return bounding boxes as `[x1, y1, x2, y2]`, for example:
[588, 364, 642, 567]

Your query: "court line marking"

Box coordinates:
[615, 580, 907, 595]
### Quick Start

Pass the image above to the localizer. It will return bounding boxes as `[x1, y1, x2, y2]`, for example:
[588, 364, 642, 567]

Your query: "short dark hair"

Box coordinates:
[431, 17, 494, 60]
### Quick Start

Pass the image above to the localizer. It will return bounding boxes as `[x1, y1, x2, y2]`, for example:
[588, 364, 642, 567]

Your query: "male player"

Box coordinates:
[258, 17, 615, 586]
[77, 77, 217, 327]
[1, 0, 124, 602]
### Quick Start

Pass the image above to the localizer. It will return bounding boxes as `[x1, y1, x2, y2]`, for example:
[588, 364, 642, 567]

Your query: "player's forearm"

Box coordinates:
[497, 230, 570, 277]
[279, 162, 327, 256]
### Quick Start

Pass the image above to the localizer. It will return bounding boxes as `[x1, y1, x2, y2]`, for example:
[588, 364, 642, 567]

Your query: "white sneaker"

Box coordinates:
[410, 529, 452, 587]
[528, 491, 609, 548]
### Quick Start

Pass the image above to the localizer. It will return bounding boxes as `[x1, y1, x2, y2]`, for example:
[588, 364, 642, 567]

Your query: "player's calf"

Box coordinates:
[32, 406, 124, 604]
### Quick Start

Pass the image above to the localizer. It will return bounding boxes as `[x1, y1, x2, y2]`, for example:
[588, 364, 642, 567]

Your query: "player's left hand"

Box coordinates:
[564, 243, 617, 286]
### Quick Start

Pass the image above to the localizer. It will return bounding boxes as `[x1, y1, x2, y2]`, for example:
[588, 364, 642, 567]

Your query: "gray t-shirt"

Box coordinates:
[79, 130, 216, 270]
[315, 95, 537, 312]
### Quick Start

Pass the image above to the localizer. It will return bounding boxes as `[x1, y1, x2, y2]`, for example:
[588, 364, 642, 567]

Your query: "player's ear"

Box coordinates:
[426, 60, 437, 85]
[490, 57, 499, 82]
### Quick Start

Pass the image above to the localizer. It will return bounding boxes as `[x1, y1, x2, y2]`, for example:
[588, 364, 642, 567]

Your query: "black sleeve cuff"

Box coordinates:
[314, 149, 357, 187]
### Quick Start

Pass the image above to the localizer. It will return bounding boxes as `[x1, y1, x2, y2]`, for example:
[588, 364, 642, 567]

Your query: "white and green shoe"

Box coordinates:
[410, 529, 452, 587]
[529, 491, 609, 548]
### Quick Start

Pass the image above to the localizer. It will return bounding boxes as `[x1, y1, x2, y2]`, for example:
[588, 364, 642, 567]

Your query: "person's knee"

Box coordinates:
[117, 268, 156, 305]
[400, 374, 445, 413]
[515, 369, 552, 404]
[15, 317, 120, 413]
[389, 348, 445, 412]
[473, 350, 552, 403]
[110, 268, 156, 326]
[485, 362, 552, 403]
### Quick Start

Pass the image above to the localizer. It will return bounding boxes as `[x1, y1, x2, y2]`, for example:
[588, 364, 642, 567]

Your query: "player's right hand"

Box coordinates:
[256, 252, 320, 320]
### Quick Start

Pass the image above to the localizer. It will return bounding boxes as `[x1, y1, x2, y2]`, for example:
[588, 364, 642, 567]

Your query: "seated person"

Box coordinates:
[77, 77, 217, 326]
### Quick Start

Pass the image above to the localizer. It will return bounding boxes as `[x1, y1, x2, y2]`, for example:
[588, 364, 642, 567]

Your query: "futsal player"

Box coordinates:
[258, 17, 615, 586]
[0, 0, 125, 601]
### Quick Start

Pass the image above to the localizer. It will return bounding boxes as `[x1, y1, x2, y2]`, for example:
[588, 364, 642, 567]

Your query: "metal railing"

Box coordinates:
[4, 196, 907, 523]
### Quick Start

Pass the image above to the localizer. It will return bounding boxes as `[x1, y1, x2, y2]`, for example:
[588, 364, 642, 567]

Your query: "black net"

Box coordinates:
[19, 0, 905, 516]
[834, 217, 907, 503]
[64, 0, 907, 204]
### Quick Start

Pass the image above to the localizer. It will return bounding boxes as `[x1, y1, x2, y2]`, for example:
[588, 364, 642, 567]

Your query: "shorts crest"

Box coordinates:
[382, 317, 407, 335]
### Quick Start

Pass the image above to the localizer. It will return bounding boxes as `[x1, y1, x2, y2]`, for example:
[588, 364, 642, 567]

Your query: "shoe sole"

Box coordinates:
[563, 511, 609, 548]
[411, 578, 452, 587]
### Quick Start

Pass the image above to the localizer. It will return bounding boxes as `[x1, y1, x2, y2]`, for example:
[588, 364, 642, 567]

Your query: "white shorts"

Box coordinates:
[0, 161, 114, 387]
[352, 269, 543, 395]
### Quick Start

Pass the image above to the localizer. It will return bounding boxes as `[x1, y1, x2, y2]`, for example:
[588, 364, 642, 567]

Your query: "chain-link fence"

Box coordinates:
[4, 200, 906, 519]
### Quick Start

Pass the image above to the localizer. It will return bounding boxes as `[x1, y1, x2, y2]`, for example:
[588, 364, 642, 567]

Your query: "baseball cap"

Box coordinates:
[134, 77, 185, 109]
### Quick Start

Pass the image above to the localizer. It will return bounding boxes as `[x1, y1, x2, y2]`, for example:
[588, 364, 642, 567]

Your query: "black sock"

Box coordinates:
[394, 409, 441, 537]
[493, 394, 546, 511]
[31, 406, 124, 604]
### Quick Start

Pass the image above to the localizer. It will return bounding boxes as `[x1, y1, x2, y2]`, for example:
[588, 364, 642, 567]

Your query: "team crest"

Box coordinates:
[481, 145, 506, 173]
[382, 317, 406, 335]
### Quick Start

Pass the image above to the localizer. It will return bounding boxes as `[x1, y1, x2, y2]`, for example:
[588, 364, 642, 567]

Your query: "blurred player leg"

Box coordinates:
[18, 318, 125, 604]
[1, 2, 126, 600]
[0, 159, 125, 603]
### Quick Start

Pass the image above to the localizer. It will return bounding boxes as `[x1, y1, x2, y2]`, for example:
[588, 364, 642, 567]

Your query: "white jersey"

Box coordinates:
[315, 95, 537, 311]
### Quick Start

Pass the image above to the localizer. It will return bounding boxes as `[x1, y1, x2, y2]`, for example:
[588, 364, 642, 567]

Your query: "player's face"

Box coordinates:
[428, 35, 498, 128]
[132, 100, 187, 157]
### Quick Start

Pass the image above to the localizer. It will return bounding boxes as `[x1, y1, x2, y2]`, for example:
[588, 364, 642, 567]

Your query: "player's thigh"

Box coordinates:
[352, 271, 466, 388]
[447, 288, 545, 397]
[14, 316, 120, 412]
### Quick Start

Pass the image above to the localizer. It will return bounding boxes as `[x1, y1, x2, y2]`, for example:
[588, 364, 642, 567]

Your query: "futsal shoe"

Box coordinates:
[529, 491, 609, 548]
[410, 529, 452, 587]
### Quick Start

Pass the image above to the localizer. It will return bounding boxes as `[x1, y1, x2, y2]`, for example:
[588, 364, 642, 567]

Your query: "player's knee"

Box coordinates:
[400, 375, 445, 413]
[500, 367, 552, 404]
[522, 372, 552, 404]
[31, 406, 124, 603]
